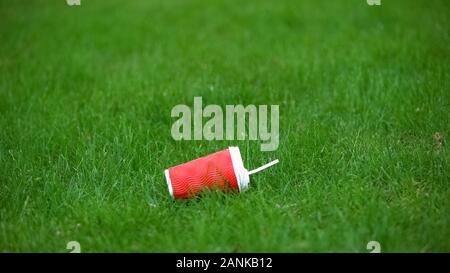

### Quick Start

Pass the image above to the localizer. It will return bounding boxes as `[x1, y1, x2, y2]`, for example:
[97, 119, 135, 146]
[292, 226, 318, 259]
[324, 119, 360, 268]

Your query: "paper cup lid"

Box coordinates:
[164, 169, 174, 199]
[229, 146, 250, 192]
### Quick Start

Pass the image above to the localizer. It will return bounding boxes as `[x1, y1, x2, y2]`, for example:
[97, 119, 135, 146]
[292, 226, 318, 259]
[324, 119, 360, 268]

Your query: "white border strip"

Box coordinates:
[164, 169, 174, 199]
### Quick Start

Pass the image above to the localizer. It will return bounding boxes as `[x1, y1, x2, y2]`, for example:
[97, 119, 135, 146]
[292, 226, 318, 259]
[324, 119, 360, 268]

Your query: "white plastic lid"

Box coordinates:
[229, 146, 250, 192]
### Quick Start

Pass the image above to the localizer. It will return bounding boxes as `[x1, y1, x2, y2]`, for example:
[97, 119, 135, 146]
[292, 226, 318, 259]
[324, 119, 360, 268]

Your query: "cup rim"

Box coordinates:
[164, 169, 174, 199]
[229, 146, 250, 192]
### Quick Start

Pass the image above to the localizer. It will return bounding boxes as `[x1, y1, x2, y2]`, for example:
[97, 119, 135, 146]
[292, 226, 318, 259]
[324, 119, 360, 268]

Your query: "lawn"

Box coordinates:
[0, 0, 449, 252]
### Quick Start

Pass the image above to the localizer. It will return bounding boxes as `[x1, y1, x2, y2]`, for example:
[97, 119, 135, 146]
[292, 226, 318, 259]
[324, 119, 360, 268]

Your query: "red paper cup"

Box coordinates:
[164, 147, 250, 199]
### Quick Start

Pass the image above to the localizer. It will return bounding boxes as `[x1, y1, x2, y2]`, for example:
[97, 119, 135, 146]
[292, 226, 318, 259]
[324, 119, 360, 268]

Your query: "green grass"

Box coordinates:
[0, 0, 449, 252]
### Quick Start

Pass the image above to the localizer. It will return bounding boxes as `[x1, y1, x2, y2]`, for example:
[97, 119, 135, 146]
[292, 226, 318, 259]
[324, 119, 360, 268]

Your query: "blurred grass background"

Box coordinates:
[0, 0, 449, 252]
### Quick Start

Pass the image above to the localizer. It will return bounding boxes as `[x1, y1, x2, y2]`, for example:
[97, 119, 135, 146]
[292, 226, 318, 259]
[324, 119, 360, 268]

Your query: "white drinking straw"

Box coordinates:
[248, 159, 279, 175]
